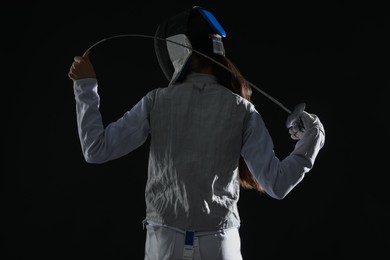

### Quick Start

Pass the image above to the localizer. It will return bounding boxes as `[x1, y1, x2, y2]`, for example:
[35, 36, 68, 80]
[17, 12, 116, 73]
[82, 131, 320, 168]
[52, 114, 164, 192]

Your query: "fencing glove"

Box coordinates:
[286, 103, 323, 140]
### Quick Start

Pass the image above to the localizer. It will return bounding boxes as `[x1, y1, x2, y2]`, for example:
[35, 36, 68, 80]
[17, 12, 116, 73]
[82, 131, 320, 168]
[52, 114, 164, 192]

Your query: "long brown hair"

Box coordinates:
[188, 52, 265, 193]
[186, 9, 264, 192]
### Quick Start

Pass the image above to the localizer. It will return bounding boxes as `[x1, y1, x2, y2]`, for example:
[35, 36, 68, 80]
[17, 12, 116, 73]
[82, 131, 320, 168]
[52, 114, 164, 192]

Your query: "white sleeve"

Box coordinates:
[241, 107, 325, 199]
[73, 78, 151, 163]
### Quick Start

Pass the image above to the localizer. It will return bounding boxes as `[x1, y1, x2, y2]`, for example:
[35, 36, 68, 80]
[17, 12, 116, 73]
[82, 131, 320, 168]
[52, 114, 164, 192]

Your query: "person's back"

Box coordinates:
[145, 71, 253, 231]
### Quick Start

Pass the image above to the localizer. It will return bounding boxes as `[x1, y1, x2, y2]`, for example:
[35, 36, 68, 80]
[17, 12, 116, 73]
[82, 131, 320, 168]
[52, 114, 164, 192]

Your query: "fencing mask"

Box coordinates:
[154, 6, 226, 85]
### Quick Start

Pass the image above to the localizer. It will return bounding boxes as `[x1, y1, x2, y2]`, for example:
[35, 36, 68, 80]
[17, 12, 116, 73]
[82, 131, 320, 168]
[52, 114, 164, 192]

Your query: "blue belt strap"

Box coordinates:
[182, 231, 195, 259]
[185, 231, 194, 246]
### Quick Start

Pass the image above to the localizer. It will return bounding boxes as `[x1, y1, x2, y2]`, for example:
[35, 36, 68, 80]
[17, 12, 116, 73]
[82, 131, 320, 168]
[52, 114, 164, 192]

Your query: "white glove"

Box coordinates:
[288, 111, 319, 140]
[286, 103, 322, 140]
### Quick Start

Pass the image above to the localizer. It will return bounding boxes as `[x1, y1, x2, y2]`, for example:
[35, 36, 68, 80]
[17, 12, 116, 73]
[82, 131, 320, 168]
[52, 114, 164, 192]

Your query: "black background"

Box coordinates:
[2, 1, 389, 259]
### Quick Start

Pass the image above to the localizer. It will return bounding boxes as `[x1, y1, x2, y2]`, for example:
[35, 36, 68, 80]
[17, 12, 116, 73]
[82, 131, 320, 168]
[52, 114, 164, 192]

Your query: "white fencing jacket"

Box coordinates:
[73, 72, 325, 232]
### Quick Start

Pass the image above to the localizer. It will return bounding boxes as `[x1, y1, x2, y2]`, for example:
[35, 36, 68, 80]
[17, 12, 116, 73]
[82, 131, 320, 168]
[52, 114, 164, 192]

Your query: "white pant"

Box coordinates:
[144, 223, 243, 260]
